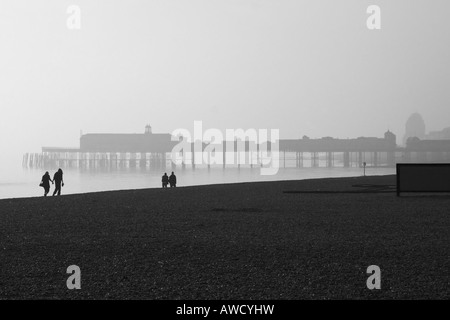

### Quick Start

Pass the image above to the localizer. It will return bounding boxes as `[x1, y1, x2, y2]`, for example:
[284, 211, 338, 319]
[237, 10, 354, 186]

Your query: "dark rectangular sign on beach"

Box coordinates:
[397, 163, 450, 195]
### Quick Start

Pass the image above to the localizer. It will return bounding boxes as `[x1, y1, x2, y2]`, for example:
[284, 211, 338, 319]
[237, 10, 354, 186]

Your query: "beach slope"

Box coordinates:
[0, 175, 448, 299]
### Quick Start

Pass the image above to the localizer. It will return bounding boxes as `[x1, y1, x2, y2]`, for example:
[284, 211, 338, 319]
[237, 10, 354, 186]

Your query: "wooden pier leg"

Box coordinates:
[387, 151, 395, 167]
[344, 152, 350, 168]
[235, 139, 240, 170]
[171, 151, 176, 171]
[208, 153, 211, 171]
[108, 153, 113, 169]
[181, 150, 186, 170]
[162, 152, 166, 171]
[191, 143, 196, 171]
[140, 153, 146, 168]
[130, 153, 136, 168]
[222, 142, 226, 169]
[256, 143, 260, 168]
[312, 152, 318, 167]
[327, 152, 332, 168]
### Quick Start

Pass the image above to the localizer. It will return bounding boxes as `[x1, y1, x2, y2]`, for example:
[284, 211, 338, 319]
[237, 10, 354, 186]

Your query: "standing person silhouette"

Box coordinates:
[169, 171, 177, 188]
[52, 168, 64, 196]
[162, 173, 169, 188]
[40, 171, 53, 197]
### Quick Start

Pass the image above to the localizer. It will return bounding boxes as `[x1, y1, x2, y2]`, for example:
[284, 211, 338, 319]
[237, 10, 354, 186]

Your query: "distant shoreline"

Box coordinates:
[0, 173, 396, 202]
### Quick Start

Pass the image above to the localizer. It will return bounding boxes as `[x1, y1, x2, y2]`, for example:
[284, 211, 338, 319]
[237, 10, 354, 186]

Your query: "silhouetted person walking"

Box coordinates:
[52, 168, 64, 196]
[162, 173, 169, 188]
[169, 172, 177, 188]
[40, 171, 53, 197]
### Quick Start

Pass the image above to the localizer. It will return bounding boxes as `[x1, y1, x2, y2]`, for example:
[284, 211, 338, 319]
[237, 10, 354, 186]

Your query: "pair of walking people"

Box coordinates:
[162, 172, 176, 188]
[40, 169, 64, 197]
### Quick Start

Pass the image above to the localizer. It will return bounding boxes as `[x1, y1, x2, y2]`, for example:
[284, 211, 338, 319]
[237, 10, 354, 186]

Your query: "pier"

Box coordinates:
[23, 128, 450, 170]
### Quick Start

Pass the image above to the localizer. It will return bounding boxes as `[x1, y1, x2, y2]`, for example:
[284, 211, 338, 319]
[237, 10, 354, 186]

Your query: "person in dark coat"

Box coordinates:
[169, 172, 177, 188]
[40, 171, 53, 197]
[52, 168, 64, 196]
[162, 173, 169, 188]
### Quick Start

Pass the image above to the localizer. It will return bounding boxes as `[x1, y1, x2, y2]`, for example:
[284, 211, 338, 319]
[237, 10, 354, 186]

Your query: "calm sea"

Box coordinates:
[0, 165, 395, 200]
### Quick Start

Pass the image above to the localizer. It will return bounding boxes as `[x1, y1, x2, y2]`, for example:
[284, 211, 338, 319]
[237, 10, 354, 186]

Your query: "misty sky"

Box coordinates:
[1, 0, 450, 171]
